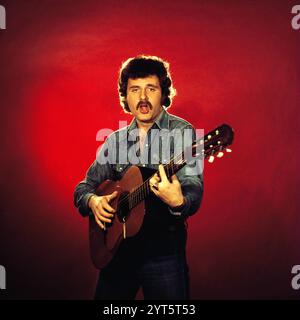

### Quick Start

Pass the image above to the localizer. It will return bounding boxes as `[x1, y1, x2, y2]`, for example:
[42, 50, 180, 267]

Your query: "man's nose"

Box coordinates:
[140, 88, 147, 100]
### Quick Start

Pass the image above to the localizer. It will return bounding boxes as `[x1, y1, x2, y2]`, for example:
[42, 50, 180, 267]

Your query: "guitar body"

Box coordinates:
[89, 165, 146, 269]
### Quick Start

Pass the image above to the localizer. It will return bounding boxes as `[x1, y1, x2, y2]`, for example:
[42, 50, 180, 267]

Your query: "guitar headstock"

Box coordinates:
[194, 124, 234, 163]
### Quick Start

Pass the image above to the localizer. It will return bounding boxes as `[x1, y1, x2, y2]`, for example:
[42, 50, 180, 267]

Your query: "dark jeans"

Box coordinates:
[94, 225, 189, 300]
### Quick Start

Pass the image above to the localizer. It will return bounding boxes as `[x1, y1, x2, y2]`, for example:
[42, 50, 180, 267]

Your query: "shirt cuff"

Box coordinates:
[83, 192, 96, 216]
[168, 196, 190, 217]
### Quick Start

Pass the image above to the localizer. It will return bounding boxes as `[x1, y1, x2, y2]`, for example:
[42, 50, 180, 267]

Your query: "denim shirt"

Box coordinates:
[74, 108, 203, 218]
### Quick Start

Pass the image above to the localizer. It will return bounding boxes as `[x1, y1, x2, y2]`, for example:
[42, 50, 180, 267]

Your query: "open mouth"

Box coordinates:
[138, 102, 152, 114]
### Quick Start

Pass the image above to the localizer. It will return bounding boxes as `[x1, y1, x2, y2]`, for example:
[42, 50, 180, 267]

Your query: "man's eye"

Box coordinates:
[148, 88, 155, 92]
[131, 88, 138, 93]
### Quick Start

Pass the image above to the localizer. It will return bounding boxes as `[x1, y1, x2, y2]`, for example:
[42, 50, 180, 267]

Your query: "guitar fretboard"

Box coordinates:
[125, 153, 191, 210]
[119, 123, 233, 212]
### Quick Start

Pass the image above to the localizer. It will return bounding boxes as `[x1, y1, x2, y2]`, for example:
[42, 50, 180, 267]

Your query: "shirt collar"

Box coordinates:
[127, 107, 170, 133]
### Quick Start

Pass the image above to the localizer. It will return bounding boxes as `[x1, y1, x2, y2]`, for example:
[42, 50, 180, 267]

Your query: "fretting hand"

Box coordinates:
[149, 164, 185, 209]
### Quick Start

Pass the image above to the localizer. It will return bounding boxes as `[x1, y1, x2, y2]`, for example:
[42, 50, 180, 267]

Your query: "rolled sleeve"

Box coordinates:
[169, 166, 203, 218]
[73, 136, 115, 217]
[169, 125, 204, 218]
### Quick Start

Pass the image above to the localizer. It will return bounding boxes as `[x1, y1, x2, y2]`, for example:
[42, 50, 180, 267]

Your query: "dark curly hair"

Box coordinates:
[118, 55, 176, 113]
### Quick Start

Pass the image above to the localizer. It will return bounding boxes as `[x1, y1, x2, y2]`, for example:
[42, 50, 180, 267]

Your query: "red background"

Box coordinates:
[0, 0, 300, 299]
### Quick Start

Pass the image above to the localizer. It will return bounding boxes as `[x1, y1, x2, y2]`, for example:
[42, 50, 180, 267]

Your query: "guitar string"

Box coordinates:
[124, 159, 186, 210]
[118, 144, 194, 210]
[120, 136, 216, 210]
[119, 136, 217, 211]
[119, 136, 216, 210]
[115, 128, 229, 211]
[119, 159, 183, 210]
[126, 157, 186, 210]
[117, 132, 221, 210]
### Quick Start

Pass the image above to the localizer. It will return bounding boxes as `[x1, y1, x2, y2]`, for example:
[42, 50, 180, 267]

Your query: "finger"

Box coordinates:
[150, 184, 159, 195]
[149, 176, 156, 185]
[107, 191, 118, 202]
[171, 174, 178, 182]
[97, 206, 114, 218]
[149, 176, 159, 188]
[154, 173, 161, 182]
[102, 201, 116, 214]
[158, 164, 168, 182]
[95, 208, 113, 223]
[94, 213, 105, 229]
[150, 174, 160, 184]
[152, 183, 159, 191]
[154, 175, 160, 183]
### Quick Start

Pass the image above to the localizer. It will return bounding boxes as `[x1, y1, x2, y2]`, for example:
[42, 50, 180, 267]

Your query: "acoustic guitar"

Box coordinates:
[89, 124, 234, 269]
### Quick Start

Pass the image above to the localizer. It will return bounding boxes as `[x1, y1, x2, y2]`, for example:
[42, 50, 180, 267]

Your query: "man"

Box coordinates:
[74, 55, 203, 299]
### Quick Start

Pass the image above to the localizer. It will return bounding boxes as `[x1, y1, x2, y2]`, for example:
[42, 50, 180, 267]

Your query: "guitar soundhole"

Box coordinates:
[117, 191, 130, 222]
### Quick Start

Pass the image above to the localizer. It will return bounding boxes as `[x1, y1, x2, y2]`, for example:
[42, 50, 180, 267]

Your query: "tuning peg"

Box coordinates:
[226, 148, 232, 153]
[208, 155, 215, 163]
[217, 152, 224, 158]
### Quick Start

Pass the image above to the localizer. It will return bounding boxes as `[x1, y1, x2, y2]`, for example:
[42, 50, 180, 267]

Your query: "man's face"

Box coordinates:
[126, 75, 163, 125]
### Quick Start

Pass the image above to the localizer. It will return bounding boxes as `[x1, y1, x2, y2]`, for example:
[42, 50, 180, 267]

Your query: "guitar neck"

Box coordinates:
[122, 123, 234, 211]
[127, 150, 190, 211]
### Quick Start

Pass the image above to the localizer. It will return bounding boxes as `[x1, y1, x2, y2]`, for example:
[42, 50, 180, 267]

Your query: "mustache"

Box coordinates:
[137, 101, 152, 110]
